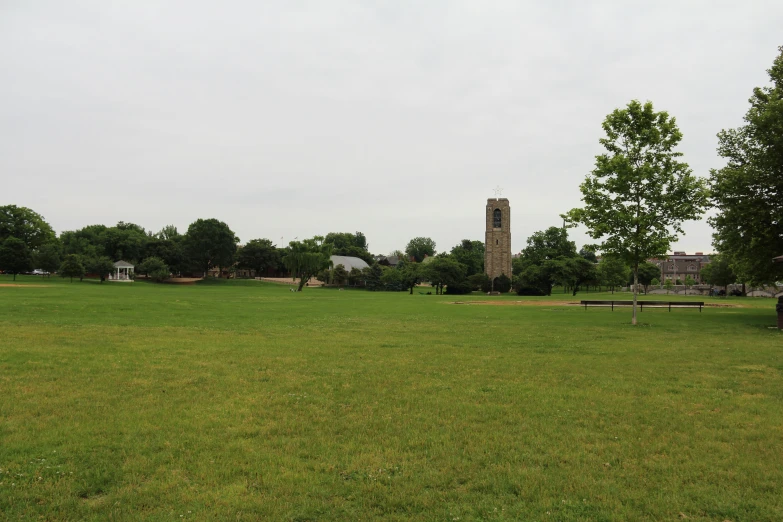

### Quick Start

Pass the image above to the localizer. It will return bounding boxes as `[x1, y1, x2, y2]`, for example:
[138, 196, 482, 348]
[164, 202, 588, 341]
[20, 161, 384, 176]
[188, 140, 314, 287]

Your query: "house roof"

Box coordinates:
[114, 260, 134, 268]
[330, 255, 369, 272]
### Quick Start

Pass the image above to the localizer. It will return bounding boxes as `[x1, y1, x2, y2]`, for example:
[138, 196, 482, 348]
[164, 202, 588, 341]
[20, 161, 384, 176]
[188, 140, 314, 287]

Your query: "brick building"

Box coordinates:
[649, 252, 711, 283]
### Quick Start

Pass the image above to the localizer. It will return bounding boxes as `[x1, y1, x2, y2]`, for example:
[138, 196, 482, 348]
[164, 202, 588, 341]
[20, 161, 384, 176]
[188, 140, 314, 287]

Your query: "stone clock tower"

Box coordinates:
[485, 198, 512, 281]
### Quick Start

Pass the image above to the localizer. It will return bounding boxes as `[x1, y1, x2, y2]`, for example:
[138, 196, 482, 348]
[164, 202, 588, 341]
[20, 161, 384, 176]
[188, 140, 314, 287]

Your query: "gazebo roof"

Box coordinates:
[114, 260, 134, 268]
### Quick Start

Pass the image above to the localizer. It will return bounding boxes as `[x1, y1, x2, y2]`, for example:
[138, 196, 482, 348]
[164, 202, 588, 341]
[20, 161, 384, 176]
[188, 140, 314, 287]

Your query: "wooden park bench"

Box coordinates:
[580, 300, 704, 312]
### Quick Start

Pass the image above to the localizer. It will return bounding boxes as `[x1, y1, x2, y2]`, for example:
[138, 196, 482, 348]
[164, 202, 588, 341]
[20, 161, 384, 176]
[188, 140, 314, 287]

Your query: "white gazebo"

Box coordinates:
[111, 260, 135, 281]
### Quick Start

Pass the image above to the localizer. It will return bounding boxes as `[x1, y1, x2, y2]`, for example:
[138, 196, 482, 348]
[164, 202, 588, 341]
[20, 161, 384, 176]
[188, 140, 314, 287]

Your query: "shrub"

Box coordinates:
[137, 257, 170, 282]
[516, 286, 545, 296]
[494, 274, 512, 293]
[468, 273, 489, 292]
[445, 280, 473, 295]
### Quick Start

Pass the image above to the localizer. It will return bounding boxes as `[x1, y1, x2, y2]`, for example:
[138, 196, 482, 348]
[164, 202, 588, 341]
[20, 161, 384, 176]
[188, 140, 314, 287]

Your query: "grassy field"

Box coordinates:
[1, 275, 781, 521]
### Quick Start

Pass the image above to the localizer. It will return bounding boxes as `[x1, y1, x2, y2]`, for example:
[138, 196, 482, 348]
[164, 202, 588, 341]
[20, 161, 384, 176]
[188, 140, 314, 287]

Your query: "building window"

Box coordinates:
[688, 264, 696, 271]
[493, 208, 502, 228]
[669, 264, 675, 270]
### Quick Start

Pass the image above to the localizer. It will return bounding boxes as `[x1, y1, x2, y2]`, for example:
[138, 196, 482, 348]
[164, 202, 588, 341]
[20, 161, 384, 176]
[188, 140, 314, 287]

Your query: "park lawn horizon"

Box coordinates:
[1, 276, 781, 520]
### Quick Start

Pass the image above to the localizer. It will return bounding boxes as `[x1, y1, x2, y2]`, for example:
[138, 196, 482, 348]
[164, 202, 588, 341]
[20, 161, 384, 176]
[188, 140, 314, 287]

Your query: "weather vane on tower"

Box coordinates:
[493, 185, 504, 197]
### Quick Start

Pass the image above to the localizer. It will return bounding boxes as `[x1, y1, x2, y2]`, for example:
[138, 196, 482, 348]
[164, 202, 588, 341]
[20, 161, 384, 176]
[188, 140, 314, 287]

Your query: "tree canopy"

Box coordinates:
[0, 205, 55, 252]
[323, 232, 373, 264]
[450, 240, 484, 277]
[0, 237, 33, 280]
[237, 238, 280, 277]
[513, 227, 579, 296]
[405, 237, 436, 262]
[283, 237, 333, 291]
[423, 256, 467, 295]
[59, 254, 85, 282]
[709, 46, 783, 285]
[700, 254, 737, 291]
[567, 100, 708, 324]
[184, 218, 239, 276]
[88, 256, 116, 283]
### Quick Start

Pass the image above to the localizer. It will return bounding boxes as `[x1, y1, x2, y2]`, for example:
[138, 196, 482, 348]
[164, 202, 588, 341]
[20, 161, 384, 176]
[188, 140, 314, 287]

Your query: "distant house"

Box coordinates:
[648, 252, 711, 283]
[377, 255, 401, 267]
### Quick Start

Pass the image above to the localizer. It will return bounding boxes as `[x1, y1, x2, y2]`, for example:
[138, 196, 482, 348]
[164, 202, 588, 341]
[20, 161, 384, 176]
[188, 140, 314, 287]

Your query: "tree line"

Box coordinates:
[2, 47, 780, 305]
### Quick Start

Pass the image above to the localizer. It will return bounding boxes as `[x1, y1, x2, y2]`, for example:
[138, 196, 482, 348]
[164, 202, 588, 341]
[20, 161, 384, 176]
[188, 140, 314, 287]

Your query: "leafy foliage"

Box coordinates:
[700, 254, 737, 290]
[423, 257, 467, 295]
[59, 254, 85, 282]
[237, 239, 280, 277]
[0, 237, 33, 280]
[628, 261, 661, 294]
[324, 232, 373, 265]
[138, 257, 170, 282]
[513, 227, 579, 296]
[184, 219, 239, 276]
[33, 241, 62, 276]
[450, 240, 484, 277]
[0, 205, 55, 252]
[567, 100, 708, 323]
[405, 237, 436, 263]
[283, 238, 333, 291]
[87, 256, 116, 283]
[493, 273, 512, 293]
[598, 255, 629, 293]
[709, 47, 783, 286]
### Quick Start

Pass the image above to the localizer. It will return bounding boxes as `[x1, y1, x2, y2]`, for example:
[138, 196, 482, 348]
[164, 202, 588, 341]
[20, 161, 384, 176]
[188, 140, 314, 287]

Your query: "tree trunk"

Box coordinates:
[13, 272, 16, 281]
[409, 285, 413, 295]
[632, 267, 639, 325]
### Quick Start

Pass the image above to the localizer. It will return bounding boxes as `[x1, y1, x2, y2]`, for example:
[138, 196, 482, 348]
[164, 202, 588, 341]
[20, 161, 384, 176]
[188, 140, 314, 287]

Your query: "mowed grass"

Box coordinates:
[0, 276, 781, 521]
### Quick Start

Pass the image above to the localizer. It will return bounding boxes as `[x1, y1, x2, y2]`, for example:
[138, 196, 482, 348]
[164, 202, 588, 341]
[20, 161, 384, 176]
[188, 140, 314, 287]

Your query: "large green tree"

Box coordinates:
[567, 100, 708, 324]
[282, 237, 332, 291]
[137, 256, 170, 282]
[237, 239, 280, 277]
[0, 237, 33, 280]
[709, 47, 783, 286]
[423, 257, 467, 295]
[563, 256, 598, 296]
[0, 205, 55, 252]
[398, 261, 423, 295]
[598, 255, 629, 294]
[512, 227, 578, 296]
[405, 237, 436, 262]
[324, 232, 373, 264]
[33, 241, 62, 277]
[450, 240, 484, 276]
[628, 261, 662, 295]
[87, 256, 116, 283]
[59, 254, 85, 282]
[700, 254, 737, 294]
[184, 219, 239, 276]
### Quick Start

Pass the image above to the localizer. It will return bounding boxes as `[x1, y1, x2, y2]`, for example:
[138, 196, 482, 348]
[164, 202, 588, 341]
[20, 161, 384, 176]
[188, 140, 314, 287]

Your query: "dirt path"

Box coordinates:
[0, 284, 51, 288]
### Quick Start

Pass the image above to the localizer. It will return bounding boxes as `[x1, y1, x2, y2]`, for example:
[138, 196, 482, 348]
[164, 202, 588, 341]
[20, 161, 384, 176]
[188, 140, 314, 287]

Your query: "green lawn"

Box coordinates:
[1, 275, 781, 521]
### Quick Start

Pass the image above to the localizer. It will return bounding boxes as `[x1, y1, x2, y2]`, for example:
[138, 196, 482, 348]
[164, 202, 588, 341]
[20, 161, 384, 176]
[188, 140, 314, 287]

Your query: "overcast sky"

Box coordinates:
[1, 1, 781, 255]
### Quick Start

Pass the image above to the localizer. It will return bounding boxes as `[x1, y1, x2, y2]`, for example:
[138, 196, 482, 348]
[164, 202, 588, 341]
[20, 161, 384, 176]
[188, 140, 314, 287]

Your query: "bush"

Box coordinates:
[729, 288, 743, 297]
[516, 286, 545, 296]
[445, 280, 473, 295]
[468, 273, 489, 292]
[137, 257, 170, 282]
[494, 274, 512, 293]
